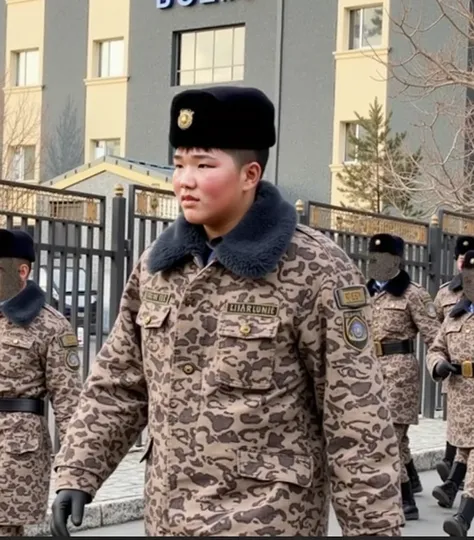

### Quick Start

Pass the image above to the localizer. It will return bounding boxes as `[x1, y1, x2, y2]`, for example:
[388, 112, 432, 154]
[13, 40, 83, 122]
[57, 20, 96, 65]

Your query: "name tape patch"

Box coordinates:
[334, 286, 368, 310]
[143, 291, 171, 305]
[59, 334, 78, 348]
[226, 303, 279, 317]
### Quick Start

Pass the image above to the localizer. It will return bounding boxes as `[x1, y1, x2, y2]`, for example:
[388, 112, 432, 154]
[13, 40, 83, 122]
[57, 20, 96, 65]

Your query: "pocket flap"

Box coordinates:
[237, 450, 313, 487]
[136, 306, 171, 329]
[3, 429, 40, 454]
[218, 315, 280, 340]
[385, 300, 407, 311]
[139, 437, 153, 463]
[2, 336, 34, 349]
[446, 319, 464, 334]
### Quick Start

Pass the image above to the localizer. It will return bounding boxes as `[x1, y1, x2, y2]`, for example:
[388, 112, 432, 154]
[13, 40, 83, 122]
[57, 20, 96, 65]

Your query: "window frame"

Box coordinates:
[173, 24, 245, 87]
[97, 38, 125, 78]
[92, 139, 121, 159]
[14, 49, 40, 87]
[343, 122, 366, 163]
[9, 145, 36, 181]
[348, 5, 383, 51]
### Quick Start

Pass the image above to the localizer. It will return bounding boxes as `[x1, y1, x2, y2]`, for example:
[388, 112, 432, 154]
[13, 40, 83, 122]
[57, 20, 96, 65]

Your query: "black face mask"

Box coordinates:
[368, 252, 401, 282]
[463, 268, 474, 303]
[0, 258, 23, 303]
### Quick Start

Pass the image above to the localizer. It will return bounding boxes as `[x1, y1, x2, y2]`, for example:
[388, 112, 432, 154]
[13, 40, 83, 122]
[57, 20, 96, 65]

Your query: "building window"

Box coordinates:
[93, 139, 121, 159]
[348, 5, 383, 50]
[343, 122, 367, 162]
[98, 39, 124, 77]
[175, 25, 245, 86]
[9, 145, 36, 180]
[14, 49, 39, 86]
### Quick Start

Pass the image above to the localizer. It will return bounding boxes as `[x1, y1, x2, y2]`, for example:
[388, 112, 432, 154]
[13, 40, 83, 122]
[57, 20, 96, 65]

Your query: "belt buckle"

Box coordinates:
[462, 361, 473, 378]
[374, 341, 383, 357]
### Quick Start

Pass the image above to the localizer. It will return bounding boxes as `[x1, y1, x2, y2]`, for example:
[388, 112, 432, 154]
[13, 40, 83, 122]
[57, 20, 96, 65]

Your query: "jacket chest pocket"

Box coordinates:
[136, 305, 171, 353]
[0, 336, 36, 379]
[445, 320, 466, 355]
[215, 315, 280, 390]
[382, 300, 408, 329]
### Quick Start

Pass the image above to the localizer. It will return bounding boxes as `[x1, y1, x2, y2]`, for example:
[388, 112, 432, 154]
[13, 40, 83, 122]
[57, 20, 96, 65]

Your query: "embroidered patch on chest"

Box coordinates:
[225, 303, 279, 317]
[334, 286, 369, 310]
[143, 291, 171, 305]
[59, 334, 78, 348]
[342, 311, 369, 352]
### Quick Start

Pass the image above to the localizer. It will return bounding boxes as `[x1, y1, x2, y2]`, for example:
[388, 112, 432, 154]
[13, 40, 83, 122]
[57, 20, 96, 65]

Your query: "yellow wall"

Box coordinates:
[84, 0, 130, 163]
[331, 0, 390, 207]
[4, 0, 45, 182]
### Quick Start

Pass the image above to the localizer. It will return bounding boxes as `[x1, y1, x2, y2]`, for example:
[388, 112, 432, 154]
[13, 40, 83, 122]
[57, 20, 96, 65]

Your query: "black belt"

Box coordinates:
[0, 398, 44, 415]
[374, 339, 415, 357]
[451, 362, 474, 378]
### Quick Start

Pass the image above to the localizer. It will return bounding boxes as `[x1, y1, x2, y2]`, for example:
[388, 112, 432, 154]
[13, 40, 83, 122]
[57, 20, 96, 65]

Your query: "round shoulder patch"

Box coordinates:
[66, 351, 81, 372]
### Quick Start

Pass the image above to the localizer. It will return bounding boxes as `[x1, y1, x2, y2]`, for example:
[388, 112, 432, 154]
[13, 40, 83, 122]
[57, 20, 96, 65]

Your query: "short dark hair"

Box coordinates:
[174, 147, 270, 178]
[225, 149, 269, 178]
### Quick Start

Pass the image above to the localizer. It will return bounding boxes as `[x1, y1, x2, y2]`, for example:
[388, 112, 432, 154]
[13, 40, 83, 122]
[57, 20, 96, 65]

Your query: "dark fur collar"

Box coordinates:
[147, 181, 297, 279]
[367, 269, 411, 298]
[1, 280, 45, 326]
[450, 296, 471, 318]
[449, 273, 463, 292]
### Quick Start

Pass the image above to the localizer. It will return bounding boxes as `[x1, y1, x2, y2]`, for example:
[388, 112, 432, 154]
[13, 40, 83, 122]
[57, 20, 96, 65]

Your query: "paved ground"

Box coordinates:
[26, 415, 449, 535]
[72, 469, 462, 537]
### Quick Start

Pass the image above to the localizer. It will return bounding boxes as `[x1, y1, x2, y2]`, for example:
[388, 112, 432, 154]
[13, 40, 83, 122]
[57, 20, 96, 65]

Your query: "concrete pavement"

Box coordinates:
[26, 415, 449, 536]
[71, 469, 461, 537]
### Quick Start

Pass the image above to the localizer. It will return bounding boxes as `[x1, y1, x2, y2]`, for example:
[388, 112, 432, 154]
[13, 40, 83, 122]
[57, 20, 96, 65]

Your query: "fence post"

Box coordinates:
[422, 213, 442, 419]
[295, 199, 307, 225]
[109, 184, 127, 330]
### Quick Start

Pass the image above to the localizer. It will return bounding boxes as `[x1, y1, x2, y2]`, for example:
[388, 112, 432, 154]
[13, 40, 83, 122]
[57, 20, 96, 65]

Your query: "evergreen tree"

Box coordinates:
[337, 97, 423, 218]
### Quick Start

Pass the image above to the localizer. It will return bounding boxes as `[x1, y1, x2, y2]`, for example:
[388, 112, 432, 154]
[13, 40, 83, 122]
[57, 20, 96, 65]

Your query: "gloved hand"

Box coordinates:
[50, 489, 92, 536]
[434, 359, 457, 380]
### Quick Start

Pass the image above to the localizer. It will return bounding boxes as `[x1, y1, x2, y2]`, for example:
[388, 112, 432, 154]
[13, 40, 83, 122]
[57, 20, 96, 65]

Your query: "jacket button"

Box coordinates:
[145, 316, 152, 324]
[240, 324, 251, 336]
[182, 364, 195, 375]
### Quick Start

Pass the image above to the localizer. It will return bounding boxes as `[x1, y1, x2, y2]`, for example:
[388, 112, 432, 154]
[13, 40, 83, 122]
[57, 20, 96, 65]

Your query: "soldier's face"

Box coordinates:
[368, 252, 401, 281]
[172, 147, 260, 233]
[463, 268, 474, 302]
[457, 255, 464, 272]
[0, 258, 27, 302]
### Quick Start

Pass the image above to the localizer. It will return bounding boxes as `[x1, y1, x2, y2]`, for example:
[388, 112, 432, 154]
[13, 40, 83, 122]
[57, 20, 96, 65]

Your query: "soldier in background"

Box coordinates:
[427, 249, 474, 536]
[0, 229, 82, 537]
[50, 86, 404, 536]
[366, 233, 440, 522]
[433, 235, 474, 490]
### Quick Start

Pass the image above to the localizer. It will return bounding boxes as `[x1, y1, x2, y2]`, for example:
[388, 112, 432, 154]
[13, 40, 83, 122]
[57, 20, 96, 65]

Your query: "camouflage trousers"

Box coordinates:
[0, 526, 24, 537]
[455, 448, 474, 498]
[394, 424, 412, 483]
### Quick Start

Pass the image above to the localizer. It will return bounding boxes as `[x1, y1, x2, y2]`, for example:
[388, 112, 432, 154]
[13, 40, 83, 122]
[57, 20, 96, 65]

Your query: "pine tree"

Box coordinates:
[336, 97, 423, 218]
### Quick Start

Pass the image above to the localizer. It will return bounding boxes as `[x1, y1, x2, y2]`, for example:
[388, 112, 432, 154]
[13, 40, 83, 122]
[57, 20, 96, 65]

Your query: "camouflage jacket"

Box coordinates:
[434, 275, 463, 323]
[54, 181, 403, 536]
[366, 272, 440, 424]
[0, 280, 82, 525]
[427, 297, 474, 446]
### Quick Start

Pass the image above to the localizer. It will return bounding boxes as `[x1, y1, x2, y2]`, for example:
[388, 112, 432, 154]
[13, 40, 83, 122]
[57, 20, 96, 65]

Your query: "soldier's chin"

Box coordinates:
[181, 208, 206, 224]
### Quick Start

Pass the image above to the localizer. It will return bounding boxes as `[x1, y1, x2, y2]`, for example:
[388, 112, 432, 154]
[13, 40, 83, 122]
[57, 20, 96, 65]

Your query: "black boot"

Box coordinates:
[432, 461, 467, 508]
[406, 459, 422, 494]
[401, 480, 419, 520]
[437, 441, 456, 482]
[443, 496, 474, 536]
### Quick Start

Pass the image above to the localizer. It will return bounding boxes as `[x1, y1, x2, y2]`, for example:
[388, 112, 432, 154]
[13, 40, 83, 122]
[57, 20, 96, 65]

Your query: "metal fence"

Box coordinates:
[2, 178, 474, 451]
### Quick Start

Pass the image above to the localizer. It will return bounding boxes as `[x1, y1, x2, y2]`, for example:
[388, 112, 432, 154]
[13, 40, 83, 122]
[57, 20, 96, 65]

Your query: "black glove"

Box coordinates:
[434, 359, 457, 380]
[50, 489, 92, 536]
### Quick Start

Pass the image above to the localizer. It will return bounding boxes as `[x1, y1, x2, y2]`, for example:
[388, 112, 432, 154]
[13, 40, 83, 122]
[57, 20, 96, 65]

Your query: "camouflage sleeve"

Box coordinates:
[298, 262, 403, 536]
[433, 289, 445, 323]
[408, 287, 440, 348]
[53, 258, 148, 497]
[45, 320, 83, 442]
[426, 318, 450, 381]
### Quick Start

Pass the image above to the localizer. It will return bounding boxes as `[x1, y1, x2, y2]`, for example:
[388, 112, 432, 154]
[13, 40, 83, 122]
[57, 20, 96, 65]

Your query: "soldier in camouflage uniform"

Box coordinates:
[366, 233, 440, 522]
[50, 86, 403, 537]
[0, 229, 82, 537]
[433, 235, 474, 493]
[427, 249, 474, 536]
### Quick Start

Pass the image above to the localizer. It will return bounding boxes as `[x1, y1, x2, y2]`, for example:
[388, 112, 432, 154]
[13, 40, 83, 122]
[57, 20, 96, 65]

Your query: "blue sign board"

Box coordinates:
[157, 0, 234, 9]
